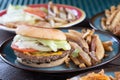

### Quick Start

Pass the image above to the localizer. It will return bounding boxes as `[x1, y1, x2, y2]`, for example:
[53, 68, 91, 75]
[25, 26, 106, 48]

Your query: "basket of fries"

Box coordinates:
[101, 5, 120, 36]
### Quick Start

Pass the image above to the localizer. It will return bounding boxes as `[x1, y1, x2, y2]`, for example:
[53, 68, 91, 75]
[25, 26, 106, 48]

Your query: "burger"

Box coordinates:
[11, 25, 71, 67]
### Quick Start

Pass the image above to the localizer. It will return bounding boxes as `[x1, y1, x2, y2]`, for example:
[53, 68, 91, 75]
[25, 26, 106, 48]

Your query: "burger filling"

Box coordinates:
[11, 35, 71, 64]
[11, 35, 71, 54]
[15, 50, 70, 64]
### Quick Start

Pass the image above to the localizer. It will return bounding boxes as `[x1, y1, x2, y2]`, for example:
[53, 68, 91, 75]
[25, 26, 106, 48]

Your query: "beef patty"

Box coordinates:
[14, 50, 70, 64]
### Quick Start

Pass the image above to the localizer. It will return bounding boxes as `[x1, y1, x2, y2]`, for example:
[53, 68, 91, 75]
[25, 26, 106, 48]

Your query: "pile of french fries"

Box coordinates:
[101, 5, 120, 36]
[79, 70, 114, 80]
[79, 69, 120, 80]
[67, 69, 120, 80]
[44, 2, 77, 27]
[65, 29, 113, 68]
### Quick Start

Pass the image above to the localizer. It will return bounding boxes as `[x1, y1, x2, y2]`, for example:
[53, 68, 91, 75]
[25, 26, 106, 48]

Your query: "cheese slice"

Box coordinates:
[24, 51, 63, 56]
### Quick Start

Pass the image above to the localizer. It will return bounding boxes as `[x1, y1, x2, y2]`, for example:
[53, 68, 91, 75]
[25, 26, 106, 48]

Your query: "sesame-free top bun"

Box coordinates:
[16, 24, 66, 40]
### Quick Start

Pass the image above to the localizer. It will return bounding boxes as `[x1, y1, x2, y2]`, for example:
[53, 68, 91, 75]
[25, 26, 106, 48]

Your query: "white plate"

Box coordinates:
[0, 4, 86, 32]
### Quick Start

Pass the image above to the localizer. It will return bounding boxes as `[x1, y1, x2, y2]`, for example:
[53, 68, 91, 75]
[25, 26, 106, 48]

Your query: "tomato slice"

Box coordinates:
[24, 7, 47, 18]
[11, 44, 38, 52]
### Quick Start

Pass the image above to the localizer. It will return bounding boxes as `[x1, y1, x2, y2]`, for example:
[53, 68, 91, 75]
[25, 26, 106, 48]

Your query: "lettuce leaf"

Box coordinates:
[14, 35, 71, 52]
[71, 49, 80, 57]
[0, 5, 40, 24]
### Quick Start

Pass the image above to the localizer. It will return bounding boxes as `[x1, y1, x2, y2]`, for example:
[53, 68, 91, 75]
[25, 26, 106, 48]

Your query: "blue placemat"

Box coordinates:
[0, 0, 120, 18]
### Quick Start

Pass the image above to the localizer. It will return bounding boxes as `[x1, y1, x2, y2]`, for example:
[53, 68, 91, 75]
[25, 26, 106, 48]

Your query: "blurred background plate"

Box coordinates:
[0, 28, 120, 73]
[90, 11, 115, 36]
[0, 4, 86, 32]
[0, 10, 15, 32]
[90, 12, 105, 31]
[69, 67, 120, 80]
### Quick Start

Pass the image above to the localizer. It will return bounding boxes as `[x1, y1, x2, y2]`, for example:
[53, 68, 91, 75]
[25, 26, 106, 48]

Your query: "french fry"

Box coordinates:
[102, 41, 113, 51]
[48, 1, 56, 17]
[86, 35, 92, 45]
[70, 56, 86, 68]
[110, 6, 116, 12]
[70, 13, 76, 21]
[101, 18, 107, 30]
[115, 72, 120, 80]
[68, 30, 89, 52]
[65, 33, 85, 49]
[102, 42, 113, 51]
[94, 34, 105, 60]
[69, 41, 92, 66]
[54, 17, 68, 23]
[91, 35, 97, 51]
[81, 28, 87, 33]
[105, 9, 111, 17]
[77, 56, 86, 68]
[68, 30, 82, 36]
[49, 19, 55, 27]
[99, 69, 105, 74]
[70, 53, 86, 68]
[106, 46, 113, 51]
[90, 36, 99, 63]
[70, 48, 87, 68]
[70, 56, 81, 65]
[111, 11, 120, 27]
[89, 51, 100, 65]
[65, 8, 72, 20]
[89, 29, 95, 35]
[112, 24, 120, 36]
[104, 54, 109, 57]
[52, 6, 59, 15]
[79, 63, 86, 68]
[67, 13, 73, 20]
[59, 7, 67, 20]
[64, 57, 70, 67]
[109, 75, 115, 80]
[54, 23, 64, 27]
[102, 41, 113, 46]
[106, 10, 119, 25]
[85, 29, 95, 45]
[65, 8, 76, 21]
[115, 71, 120, 80]
[82, 29, 91, 38]
[59, 12, 67, 20]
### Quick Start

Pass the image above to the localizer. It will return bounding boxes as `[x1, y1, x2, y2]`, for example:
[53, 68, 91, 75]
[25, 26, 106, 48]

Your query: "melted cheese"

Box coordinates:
[24, 51, 63, 56]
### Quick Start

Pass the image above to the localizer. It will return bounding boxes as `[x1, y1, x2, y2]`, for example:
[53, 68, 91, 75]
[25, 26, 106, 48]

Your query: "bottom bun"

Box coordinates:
[17, 54, 68, 68]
